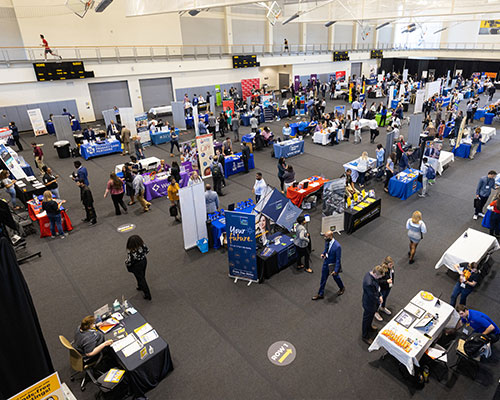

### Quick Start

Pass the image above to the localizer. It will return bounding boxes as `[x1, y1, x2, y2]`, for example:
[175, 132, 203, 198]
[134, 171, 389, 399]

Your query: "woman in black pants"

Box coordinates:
[384, 152, 396, 192]
[104, 172, 128, 215]
[125, 235, 151, 300]
[277, 157, 286, 192]
[294, 216, 312, 273]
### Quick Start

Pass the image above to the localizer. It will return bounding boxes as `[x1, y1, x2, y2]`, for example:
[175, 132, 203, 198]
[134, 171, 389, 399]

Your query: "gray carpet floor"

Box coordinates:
[13, 91, 500, 400]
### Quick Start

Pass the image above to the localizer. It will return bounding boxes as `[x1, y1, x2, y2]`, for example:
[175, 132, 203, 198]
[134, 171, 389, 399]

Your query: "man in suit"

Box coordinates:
[72, 160, 89, 186]
[241, 142, 251, 173]
[231, 112, 240, 142]
[121, 125, 131, 155]
[312, 230, 345, 300]
[106, 120, 121, 140]
[362, 265, 385, 345]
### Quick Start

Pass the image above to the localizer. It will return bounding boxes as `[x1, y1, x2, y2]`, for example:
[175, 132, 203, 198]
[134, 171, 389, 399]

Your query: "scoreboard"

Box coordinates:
[232, 55, 260, 69]
[33, 61, 94, 81]
[333, 51, 349, 61]
[370, 50, 383, 59]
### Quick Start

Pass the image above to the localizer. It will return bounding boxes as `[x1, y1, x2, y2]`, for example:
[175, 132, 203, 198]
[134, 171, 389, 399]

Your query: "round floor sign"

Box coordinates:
[267, 341, 296, 366]
[117, 223, 136, 233]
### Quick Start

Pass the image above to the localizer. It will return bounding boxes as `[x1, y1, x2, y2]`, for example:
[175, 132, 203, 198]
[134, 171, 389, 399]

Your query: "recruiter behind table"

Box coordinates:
[74, 316, 113, 361]
[456, 305, 500, 344]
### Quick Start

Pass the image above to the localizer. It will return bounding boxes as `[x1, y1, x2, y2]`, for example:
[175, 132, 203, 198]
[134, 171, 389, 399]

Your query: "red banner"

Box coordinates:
[241, 78, 260, 99]
[335, 71, 346, 81]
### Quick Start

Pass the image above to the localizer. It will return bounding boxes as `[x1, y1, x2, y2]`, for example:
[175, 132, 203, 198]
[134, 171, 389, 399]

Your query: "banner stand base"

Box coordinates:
[229, 274, 258, 286]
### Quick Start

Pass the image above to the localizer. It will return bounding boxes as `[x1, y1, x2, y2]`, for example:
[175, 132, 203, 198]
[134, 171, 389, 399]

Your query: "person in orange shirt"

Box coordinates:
[168, 177, 181, 222]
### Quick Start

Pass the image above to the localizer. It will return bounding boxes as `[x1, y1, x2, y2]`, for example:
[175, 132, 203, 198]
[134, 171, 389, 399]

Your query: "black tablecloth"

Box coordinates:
[15, 179, 46, 205]
[108, 309, 173, 397]
[343, 198, 381, 234]
[257, 233, 297, 283]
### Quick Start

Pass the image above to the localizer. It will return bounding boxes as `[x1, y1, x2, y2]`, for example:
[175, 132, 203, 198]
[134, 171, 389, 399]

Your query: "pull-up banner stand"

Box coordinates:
[179, 182, 207, 250]
[53, 115, 77, 148]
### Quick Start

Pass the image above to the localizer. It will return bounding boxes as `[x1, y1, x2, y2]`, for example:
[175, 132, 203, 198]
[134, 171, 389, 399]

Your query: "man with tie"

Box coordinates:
[312, 230, 345, 300]
[106, 120, 121, 140]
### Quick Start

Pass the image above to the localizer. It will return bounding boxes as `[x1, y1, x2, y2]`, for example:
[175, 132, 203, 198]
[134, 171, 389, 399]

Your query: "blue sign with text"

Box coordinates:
[226, 211, 257, 281]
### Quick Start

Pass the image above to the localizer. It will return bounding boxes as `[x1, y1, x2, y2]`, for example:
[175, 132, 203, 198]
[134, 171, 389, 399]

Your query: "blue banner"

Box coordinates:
[226, 211, 257, 281]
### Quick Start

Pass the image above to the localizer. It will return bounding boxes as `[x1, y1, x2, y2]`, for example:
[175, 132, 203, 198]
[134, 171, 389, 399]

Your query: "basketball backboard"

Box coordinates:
[65, 0, 94, 18]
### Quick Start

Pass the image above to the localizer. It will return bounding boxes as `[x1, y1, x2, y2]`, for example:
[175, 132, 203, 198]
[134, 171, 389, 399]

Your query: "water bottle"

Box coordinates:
[148, 345, 154, 355]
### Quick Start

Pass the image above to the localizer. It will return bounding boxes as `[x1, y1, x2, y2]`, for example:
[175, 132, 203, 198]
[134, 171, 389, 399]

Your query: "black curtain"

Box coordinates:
[0, 237, 54, 399]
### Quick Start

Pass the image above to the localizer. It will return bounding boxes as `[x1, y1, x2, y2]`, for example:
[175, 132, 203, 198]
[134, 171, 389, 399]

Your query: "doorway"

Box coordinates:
[279, 73, 290, 89]
[351, 62, 362, 79]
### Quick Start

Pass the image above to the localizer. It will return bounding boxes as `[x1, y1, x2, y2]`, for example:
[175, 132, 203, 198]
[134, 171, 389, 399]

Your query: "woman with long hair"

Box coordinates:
[0, 170, 21, 210]
[357, 151, 369, 188]
[277, 157, 287, 192]
[125, 235, 151, 300]
[122, 164, 135, 205]
[406, 211, 427, 264]
[104, 172, 128, 215]
[384, 152, 396, 192]
[41, 190, 66, 239]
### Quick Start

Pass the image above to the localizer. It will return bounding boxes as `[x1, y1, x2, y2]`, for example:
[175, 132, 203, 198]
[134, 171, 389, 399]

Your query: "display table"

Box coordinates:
[480, 126, 496, 143]
[435, 150, 454, 175]
[149, 105, 172, 115]
[443, 122, 453, 138]
[343, 157, 377, 182]
[27, 199, 73, 238]
[150, 129, 175, 146]
[143, 172, 189, 201]
[224, 153, 255, 177]
[15, 179, 47, 205]
[46, 121, 55, 134]
[18, 157, 34, 176]
[388, 169, 421, 200]
[241, 133, 255, 144]
[80, 139, 122, 160]
[107, 305, 173, 397]
[482, 210, 500, 231]
[290, 123, 299, 137]
[287, 176, 329, 207]
[344, 197, 381, 234]
[369, 291, 459, 376]
[257, 233, 297, 282]
[484, 113, 495, 125]
[210, 204, 254, 249]
[474, 108, 487, 120]
[313, 130, 331, 145]
[452, 141, 481, 159]
[241, 114, 252, 126]
[273, 139, 304, 158]
[115, 157, 161, 174]
[434, 228, 500, 271]
[46, 119, 81, 133]
[375, 111, 392, 127]
[185, 116, 194, 128]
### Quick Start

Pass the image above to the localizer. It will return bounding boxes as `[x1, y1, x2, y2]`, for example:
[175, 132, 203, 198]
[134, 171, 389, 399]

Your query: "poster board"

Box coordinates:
[196, 134, 214, 178]
[171, 102, 186, 130]
[414, 89, 425, 114]
[179, 182, 207, 250]
[425, 79, 442, 100]
[27, 109, 48, 136]
[135, 113, 150, 144]
[336, 71, 346, 81]
[241, 78, 260, 99]
[402, 69, 408, 82]
[8, 372, 64, 400]
[53, 115, 76, 148]
[226, 211, 258, 282]
[119, 108, 138, 141]
[222, 100, 234, 112]
[321, 178, 345, 234]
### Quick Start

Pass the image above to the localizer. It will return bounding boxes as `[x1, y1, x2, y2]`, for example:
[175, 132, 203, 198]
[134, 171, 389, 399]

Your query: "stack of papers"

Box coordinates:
[111, 334, 136, 352]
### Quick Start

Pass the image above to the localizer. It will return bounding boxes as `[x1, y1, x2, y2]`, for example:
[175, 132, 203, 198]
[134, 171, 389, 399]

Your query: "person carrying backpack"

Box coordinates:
[419, 157, 435, 198]
[210, 158, 224, 196]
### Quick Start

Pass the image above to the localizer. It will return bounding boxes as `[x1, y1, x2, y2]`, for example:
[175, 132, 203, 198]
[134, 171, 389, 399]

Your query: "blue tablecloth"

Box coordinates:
[224, 153, 255, 177]
[290, 123, 299, 137]
[46, 121, 55, 134]
[388, 168, 422, 200]
[22, 165, 34, 176]
[80, 139, 122, 160]
[46, 120, 80, 133]
[481, 210, 500, 231]
[241, 133, 255, 144]
[474, 109, 486, 120]
[443, 122, 454, 138]
[185, 116, 194, 128]
[262, 232, 297, 270]
[452, 142, 482, 159]
[241, 115, 251, 126]
[484, 113, 495, 125]
[273, 139, 304, 159]
[150, 129, 176, 145]
[210, 204, 254, 249]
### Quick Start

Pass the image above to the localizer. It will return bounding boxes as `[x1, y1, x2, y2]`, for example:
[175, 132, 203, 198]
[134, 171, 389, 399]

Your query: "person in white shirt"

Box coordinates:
[369, 118, 379, 143]
[419, 157, 431, 198]
[252, 172, 267, 203]
[357, 151, 370, 188]
[352, 99, 361, 118]
[353, 116, 362, 144]
[282, 123, 292, 140]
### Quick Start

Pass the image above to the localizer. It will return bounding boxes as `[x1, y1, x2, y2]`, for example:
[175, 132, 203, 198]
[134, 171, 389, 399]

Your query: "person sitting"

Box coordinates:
[157, 159, 168, 173]
[73, 316, 113, 361]
[298, 118, 308, 135]
[254, 129, 266, 150]
[282, 123, 292, 141]
[261, 126, 273, 146]
[450, 262, 480, 306]
[82, 128, 96, 142]
[456, 305, 500, 344]
[345, 169, 358, 198]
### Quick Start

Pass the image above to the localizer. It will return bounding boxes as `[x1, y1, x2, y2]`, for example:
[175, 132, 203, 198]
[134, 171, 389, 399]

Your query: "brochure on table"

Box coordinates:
[0, 127, 12, 143]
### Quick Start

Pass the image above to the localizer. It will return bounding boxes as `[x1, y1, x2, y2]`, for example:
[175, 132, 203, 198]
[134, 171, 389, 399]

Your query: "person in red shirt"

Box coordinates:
[31, 142, 44, 171]
[40, 34, 62, 60]
[488, 193, 500, 237]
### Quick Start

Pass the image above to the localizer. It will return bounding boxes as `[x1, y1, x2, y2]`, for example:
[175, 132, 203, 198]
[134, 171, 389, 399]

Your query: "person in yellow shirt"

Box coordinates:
[167, 177, 181, 222]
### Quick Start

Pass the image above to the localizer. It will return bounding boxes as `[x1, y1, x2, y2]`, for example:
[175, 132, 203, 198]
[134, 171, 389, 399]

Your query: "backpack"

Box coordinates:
[212, 163, 222, 178]
[425, 165, 436, 180]
[463, 333, 490, 358]
[169, 205, 178, 217]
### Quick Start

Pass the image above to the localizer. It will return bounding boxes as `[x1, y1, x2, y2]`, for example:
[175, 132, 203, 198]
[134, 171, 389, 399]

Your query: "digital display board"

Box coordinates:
[232, 55, 260, 69]
[33, 61, 93, 81]
[370, 50, 383, 59]
[333, 51, 349, 61]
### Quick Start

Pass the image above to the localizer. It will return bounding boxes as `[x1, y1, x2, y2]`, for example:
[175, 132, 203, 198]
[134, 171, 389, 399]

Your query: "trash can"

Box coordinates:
[54, 140, 71, 159]
[197, 238, 209, 254]
[484, 113, 495, 125]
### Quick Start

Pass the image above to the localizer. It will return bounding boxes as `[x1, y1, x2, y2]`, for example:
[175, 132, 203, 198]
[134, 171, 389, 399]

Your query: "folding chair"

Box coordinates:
[449, 338, 481, 379]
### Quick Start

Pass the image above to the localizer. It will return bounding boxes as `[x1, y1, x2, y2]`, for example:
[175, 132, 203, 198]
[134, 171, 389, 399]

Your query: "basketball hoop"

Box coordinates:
[266, 1, 282, 26]
[66, 0, 94, 18]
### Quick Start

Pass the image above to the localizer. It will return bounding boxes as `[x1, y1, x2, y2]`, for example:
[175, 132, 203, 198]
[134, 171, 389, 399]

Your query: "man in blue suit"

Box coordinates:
[312, 230, 345, 300]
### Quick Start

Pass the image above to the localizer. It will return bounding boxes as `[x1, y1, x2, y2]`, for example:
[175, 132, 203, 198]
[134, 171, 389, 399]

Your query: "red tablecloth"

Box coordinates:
[27, 201, 73, 238]
[286, 176, 329, 207]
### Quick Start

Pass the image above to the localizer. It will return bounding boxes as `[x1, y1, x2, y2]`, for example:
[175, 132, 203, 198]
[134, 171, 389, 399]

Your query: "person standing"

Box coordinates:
[210, 158, 224, 196]
[250, 115, 259, 133]
[132, 172, 151, 213]
[241, 142, 251, 173]
[72, 161, 89, 186]
[168, 177, 181, 222]
[487, 193, 500, 237]
[77, 180, 96, 225]
[106, 120, 121, 140]
[351, 98, 361, 119]
[188, 170, 202, 186]
[132, 136, 145, 160]
[419, 157, 431, 198]
[208, 112, 217, 138]
[406, 211, 427, 264]
[369, 118, 378, 143]
[277, 157, 287, 192]
[453, 111, 463, 138]
[104, 172, 128, 216]
[40, 34, 61, 60]
[379, 105, 388, 127]
[312, 230, 345, 300]
[9, 122, 22, 151]
[375, 144, 385, 180]
[125, 235, 152, 301]
[204, 184, 219, 215]
[42, 166, 60, 199]
[294, 216, 312, 273]
[231, 113, 240, 142]
[31, 142, 44, 172]
[465, 101, 474, 125]
[374, 257, 394, 321]
[123, 164, 135, 205]
[170, 128, 180, 157]
[0, 170, 21, 210]
[474, 170, 497, 220]
[253, 172, 267, 203]
[450, 262, 480, 306]
[41, 190, 66, 238]
[357, 152, 369, 188]
[353, 116, 362, 144]
[361, 265, 385, 345]
[284, 38, 289, 53]
[469, 127, 482, 160]
[120, 125, 131, 155]
[283, 165, 295, 191]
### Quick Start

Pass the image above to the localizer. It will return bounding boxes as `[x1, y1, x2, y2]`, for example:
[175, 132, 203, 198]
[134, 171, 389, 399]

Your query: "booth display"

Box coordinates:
[224, 153, 255, 177]
[273, 139, 304, 159]
[287, 176, 329, 207]
[149, 129, 172, 146]
[344, 196, 381, 234]
[388, 169, 422, 200]
[80, 138, 122, 160]
[27, 197, 73, 238]
[452, 141, 482, 159]
[482, 209, 500, 232]
[257, 233, 296, 282]
[435, 150, 454, 175]
[142, 171, 189, 201]
[480, 126, 496, 143]
[434, 228, 500, 271]
[343, 157, 377, 182]
[375, 111, 392, 127]
[369, 291, 459, 376]
[313, 130, 332, 146]
[209, 201, 254, 249]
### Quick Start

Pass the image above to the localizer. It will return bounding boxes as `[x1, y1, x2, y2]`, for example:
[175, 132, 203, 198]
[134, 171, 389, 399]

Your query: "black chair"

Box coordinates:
[449, 338, 481, 379]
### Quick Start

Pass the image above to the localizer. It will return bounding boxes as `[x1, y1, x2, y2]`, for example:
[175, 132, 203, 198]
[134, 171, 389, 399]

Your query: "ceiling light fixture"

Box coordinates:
[325, 20, 337, 27]
[376, 21, 391, 30]
[282, 12, 300, 25]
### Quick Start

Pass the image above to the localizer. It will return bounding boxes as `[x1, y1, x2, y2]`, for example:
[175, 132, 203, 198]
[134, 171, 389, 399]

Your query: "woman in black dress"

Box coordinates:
[125, 235, 151, 300]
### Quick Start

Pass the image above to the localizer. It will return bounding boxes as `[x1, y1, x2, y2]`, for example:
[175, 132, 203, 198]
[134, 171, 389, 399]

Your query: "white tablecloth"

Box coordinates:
[343, 157, 377, 182]
[369, 291, 459, 375]
[434, 228, 500, 270]
[115, 156, 161, 174]
[313, 130, 330, 145]
[148, 106, 172, 115]
[435, 150, 454, 175]
[480, 126, 496, 143]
